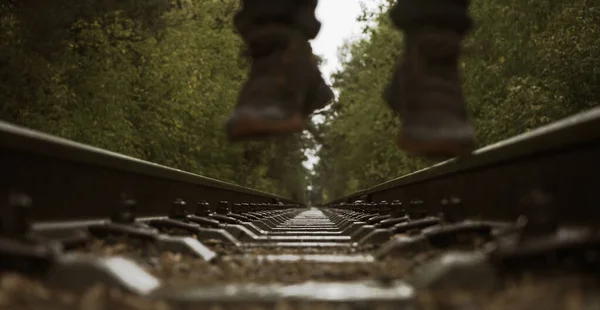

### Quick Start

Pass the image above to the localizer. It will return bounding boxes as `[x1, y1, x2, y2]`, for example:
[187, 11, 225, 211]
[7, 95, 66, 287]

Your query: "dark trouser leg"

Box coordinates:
[234, 0, 320, 43]
[384, 0, 475, 158]
[226, 0, 333, 141]
[389, 0, 472, 34]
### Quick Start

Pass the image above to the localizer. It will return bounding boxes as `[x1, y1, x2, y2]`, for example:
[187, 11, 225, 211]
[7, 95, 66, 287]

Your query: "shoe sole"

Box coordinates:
[396, 131, 475, 159]
[227, 114, 305, 141]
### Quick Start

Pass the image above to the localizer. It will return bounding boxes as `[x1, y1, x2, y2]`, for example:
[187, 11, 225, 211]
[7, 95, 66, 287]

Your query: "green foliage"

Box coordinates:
[0, 0, 309, 200]
[3, 0, 598, 203]
[313, 0, 600, 201]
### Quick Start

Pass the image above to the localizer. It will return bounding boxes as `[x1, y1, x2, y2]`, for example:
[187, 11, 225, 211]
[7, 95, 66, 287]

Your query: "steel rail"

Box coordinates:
[327, 107, 600, 227]
[0, 121, 297, 222]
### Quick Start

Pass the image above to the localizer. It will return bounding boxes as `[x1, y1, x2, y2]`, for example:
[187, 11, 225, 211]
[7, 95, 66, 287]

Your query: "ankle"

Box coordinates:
[405, 28, 462, 60]
[245, 26, 308, 58]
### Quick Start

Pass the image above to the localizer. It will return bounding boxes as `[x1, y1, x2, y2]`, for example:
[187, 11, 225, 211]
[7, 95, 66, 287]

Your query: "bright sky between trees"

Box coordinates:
[311, 0, 364, 84]
[304, 0, 370, 171]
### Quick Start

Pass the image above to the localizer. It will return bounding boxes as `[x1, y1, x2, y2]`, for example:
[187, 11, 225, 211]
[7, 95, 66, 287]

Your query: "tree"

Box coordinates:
[312, 0, 600, 202]
[0, 0, 309, 200]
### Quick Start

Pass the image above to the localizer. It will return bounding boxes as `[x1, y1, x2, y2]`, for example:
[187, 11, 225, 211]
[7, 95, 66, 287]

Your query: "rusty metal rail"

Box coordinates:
[0, 121, 296, 222]
[326, 107, 600, 227]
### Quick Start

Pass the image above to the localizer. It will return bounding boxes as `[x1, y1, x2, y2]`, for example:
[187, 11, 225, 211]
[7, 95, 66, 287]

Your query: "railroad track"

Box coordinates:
[1, 107, 600, 310]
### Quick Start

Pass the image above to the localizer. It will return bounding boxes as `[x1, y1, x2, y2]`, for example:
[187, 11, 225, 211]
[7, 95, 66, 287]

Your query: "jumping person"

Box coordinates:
[225, 0, 475, 158]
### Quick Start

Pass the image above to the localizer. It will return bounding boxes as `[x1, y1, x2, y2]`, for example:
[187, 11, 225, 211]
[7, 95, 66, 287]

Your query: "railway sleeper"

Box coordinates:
[1, 198, 599, 309]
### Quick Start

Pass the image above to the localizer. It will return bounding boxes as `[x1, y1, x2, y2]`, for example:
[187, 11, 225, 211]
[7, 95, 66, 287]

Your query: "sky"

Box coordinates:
[311, 0, 365, 84]
[302, 0, 367, 171]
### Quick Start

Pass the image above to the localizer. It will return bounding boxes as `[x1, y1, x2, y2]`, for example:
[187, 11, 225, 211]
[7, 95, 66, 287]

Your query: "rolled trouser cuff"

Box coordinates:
[234, 0, 320, 43]
[390, 0, 472, 35]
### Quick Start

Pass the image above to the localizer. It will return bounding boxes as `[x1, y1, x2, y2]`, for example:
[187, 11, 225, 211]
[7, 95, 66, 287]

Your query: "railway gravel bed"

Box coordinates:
[75, 238, 412, 285]
[1, 272, 597, 310]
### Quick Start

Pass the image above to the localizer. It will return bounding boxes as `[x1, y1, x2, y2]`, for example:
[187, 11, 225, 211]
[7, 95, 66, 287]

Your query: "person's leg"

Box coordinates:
[384, 0, 475, 157]
[226, 0, 333, 141]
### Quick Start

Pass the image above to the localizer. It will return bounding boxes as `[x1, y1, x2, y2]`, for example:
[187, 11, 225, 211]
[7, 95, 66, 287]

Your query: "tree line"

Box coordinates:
[1, 0, 598, 204]
[0, 0, 310, 201]
[310, 0, 600, 202]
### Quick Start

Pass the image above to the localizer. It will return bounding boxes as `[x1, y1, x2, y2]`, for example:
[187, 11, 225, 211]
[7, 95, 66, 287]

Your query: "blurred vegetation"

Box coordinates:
[0, 0, 310, 201]
[311, 0, 600, 202]
[1, 0, 598, 204]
